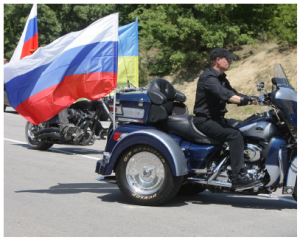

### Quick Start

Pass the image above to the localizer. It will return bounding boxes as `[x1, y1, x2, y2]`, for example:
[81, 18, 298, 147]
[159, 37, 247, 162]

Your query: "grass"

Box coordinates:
[226, 104, 270, 120]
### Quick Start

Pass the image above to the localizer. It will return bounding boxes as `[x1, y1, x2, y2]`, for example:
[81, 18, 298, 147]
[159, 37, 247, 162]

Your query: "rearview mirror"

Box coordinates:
[257, 82, 264, 91]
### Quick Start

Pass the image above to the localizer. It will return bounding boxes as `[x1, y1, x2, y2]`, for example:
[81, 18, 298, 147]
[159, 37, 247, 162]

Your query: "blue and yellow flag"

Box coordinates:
[118, 19, 139, 87]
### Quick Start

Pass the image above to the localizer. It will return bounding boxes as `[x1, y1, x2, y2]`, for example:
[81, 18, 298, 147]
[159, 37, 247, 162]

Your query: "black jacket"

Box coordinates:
[193, 67, 244, 118]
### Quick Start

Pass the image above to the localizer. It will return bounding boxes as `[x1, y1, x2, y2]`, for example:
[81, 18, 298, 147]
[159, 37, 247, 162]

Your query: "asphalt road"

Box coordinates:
[3, 107, 297, 237]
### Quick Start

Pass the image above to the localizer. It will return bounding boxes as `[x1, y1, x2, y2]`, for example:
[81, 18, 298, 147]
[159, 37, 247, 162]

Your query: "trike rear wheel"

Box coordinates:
[116, 145, 183, 206]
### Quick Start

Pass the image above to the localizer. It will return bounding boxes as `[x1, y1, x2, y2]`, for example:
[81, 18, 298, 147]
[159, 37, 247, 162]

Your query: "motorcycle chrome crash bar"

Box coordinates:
[188, 156, 232, 188]
[189, 156, 264, 190]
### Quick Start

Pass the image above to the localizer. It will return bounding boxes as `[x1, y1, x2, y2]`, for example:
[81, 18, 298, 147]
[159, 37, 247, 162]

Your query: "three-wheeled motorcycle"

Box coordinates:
[95, 64, 297, 206]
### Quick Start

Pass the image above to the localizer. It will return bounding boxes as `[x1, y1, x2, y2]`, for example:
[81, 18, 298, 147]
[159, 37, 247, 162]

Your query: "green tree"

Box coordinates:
[131, 4, 257, 77]
[4, 4, 297, 79]
[48, 4, 117, 36]
[4, 4, 62, 59]
[37, 4, 62, 46]
[4, 4, 140, 60]
[271, 4, 297, 44]
[4, 4, 34, 59]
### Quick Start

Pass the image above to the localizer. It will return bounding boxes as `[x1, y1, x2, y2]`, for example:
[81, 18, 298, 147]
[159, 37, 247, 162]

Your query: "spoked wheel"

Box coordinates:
[116, 145, 183, 206]
[25, 121, 53, 150]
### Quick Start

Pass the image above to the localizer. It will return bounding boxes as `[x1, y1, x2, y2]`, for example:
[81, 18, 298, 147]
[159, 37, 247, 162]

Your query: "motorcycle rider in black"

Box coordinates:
[193, 48, 260, 189]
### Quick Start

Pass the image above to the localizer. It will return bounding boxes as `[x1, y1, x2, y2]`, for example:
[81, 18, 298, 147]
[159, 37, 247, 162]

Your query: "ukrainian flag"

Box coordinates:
[118, 19, 139, 87]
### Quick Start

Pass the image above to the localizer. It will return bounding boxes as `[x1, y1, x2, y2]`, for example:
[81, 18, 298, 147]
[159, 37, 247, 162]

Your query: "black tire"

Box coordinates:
[177, 182, 206, 195]
[293, 178, 297, 201]
[116, 145, 183, 206]
[25, 121, 53, 150]
[4, 105, 6, 112]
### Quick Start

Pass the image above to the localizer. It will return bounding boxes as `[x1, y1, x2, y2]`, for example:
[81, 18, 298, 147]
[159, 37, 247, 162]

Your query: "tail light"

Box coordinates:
[109, 105, 123, 115]
[113, 132, 123, 141]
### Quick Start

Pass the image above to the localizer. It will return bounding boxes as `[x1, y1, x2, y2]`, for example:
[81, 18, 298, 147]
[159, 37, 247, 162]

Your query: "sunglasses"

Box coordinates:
[225, 58, 232, 63]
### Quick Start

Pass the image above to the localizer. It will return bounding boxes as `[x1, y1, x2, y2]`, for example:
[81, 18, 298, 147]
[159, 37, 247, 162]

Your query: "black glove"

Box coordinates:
[249, 96, 258, 102]
[239, 96, 252, 106]
[175, 90, 186, 102]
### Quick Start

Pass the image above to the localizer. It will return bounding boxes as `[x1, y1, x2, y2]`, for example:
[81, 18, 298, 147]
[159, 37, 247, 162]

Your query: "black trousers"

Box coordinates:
[58, 107, 103, 135]
[58, 108, 70, 132]
[193, 116, 244, 176]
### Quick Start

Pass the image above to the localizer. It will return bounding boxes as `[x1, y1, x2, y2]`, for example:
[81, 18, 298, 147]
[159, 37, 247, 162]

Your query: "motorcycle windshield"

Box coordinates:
[274, 64, 294, 88]
[273, 64, 297, 127]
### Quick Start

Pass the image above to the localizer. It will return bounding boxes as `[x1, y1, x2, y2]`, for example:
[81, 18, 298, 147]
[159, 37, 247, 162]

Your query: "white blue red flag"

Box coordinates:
[10, 3, 39, 62]
[4, 13, 119, 125]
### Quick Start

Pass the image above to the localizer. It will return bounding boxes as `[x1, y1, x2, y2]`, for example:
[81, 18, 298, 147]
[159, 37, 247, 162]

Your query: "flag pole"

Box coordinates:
[113, 88, 116, 130]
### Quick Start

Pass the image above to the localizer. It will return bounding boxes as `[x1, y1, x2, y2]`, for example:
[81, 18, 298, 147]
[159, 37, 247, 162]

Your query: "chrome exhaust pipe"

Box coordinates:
[33, 128, 60, 136]
[35, 133, 66, 141]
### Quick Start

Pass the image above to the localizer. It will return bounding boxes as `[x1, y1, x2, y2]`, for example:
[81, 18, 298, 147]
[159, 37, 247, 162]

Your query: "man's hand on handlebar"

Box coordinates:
[250, 96, 258, 105]
[238, 96, 258, 106]
[258, 93, 272, 106]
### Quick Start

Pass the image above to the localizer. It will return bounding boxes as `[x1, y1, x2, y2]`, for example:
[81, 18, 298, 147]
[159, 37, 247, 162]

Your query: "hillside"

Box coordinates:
[164, 43, 297, 120]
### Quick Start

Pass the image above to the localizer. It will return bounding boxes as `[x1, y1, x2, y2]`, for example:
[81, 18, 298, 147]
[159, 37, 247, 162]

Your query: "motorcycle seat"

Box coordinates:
[146, 78, 187, 123]
[166, 114, 222, 145]
[147, 78, 186, 107]
[70, 99, 97, 111]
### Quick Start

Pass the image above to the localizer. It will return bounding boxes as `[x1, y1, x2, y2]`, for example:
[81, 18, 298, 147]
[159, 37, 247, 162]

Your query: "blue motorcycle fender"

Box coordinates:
[285, 149, 297, 188]
[102, 129, 188, 176]
[264, 137, 287, 187]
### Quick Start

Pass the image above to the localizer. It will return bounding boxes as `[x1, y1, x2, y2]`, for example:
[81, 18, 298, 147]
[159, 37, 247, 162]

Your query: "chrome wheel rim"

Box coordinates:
[126, 151, 165, 195]
[27, 123, 43, 145]
[27, 124, 35, 140]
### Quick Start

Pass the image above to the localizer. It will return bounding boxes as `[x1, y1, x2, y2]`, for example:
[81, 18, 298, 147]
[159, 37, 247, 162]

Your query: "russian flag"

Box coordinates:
[10, 4, 38, 62]
[4, 13, 119, 125]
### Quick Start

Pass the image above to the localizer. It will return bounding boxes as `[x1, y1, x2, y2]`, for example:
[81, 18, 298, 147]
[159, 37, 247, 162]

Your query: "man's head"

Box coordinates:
[209, 48, 237, 73]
